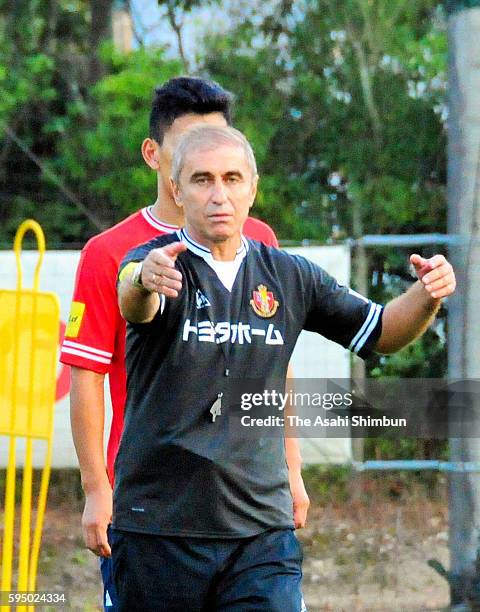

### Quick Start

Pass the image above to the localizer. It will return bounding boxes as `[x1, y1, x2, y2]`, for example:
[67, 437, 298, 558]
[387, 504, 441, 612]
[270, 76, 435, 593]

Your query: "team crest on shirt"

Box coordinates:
[250, 285, 279, 318]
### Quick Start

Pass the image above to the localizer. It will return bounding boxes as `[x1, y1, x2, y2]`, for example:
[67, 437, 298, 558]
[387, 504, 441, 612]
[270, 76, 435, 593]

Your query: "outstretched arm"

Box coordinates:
[375, 254, 456, 354]
[118, 241, 186, 323]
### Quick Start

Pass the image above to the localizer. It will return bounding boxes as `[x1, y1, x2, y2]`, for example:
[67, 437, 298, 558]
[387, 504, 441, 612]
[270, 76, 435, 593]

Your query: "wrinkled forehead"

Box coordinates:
[183, 142, 248, 168]
[172, 126, 257, 183]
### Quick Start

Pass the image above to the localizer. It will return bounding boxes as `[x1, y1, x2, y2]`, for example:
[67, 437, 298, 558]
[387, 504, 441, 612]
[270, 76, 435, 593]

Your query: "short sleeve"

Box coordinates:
[60, 239, 121, 373]
[299, 256, 383, 359]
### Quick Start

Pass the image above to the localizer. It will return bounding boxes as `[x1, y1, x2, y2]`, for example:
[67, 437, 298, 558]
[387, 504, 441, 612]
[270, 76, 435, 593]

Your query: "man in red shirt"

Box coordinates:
[60, 77, 309, 609]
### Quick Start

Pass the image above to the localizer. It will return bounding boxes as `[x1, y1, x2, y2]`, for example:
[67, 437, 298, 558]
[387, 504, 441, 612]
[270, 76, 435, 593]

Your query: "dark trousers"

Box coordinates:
[99, 526, 119, 611]
[110, 527, 305, 611]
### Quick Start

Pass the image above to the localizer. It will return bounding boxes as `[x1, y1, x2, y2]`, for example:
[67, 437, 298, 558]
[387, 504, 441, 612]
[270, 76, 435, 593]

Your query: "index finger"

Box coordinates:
[148, 248, 176, 268]
[162, 241, 187, 259]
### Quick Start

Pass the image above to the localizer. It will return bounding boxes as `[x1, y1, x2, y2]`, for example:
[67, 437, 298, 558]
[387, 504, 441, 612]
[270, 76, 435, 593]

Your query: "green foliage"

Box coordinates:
[157, 0, 221, 11]
[301, 464, 353, 503]
[1, 0, 448, 247]
[0, 0, 93, 245]
[199, 1, 449, 387]
[58, 44, 182, 224]
[200, 1, 447, 246]
[301, 463, 446, 502]
[0, 1, 451, 388]
[370, 328, 447, 378]
[445, 0, 480, 14]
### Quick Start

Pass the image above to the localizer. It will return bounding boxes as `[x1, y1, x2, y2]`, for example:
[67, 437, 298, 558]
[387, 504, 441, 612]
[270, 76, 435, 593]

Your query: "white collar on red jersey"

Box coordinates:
[142, 206, 180, 233]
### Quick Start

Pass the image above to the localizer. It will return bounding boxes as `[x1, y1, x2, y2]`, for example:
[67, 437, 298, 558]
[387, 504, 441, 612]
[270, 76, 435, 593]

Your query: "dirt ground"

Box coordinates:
[14, 471, 452, 611]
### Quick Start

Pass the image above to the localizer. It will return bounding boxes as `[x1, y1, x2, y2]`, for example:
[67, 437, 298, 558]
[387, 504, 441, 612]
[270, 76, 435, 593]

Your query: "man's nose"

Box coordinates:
[211, 179, 228, 204]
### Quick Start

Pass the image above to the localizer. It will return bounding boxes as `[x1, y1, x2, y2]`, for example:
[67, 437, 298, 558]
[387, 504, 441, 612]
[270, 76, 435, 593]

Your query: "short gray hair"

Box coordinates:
[171, 125, 258, 184]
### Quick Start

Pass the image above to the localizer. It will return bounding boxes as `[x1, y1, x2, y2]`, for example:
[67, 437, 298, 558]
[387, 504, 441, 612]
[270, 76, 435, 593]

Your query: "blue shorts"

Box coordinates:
[110, 527, 306, 611]
[99, 526, 119, 611]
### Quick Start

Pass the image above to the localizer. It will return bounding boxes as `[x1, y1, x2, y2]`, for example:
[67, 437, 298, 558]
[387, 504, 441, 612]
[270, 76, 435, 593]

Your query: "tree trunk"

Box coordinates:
[351, 197, 367, 463]
[88, 0, 113, 85]
[166, 3, 190, 73]
[447, 2, 480, 605]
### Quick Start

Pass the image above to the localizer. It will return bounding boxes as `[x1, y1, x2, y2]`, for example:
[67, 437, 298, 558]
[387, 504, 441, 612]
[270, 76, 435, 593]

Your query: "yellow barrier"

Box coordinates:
[0, 220, 60, 611]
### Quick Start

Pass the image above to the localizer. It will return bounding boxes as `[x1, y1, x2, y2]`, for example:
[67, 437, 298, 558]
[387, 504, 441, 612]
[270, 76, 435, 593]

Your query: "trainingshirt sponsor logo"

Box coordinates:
[195, 290, 211, 309]
[182, 319, 284, 345]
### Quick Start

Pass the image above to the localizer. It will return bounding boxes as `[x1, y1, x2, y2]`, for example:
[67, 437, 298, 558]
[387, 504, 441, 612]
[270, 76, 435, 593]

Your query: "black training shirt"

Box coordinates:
[113, 231, 383, 537]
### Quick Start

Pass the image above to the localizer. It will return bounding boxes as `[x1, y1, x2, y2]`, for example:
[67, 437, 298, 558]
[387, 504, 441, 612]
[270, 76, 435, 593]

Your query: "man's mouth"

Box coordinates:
[209, 213, 233, 221]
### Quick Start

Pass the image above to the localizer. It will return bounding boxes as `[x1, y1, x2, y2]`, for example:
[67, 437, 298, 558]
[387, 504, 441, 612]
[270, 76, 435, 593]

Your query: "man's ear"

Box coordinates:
[170, 177, 183, 209]
[142, 138, 161, 170]
[249, 174, 259, 209]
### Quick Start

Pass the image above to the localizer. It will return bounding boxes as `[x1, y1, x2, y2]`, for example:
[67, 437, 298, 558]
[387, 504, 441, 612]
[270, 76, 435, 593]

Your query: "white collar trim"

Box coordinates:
[141, 206, 180, 233]
[177, 228, 249, 262]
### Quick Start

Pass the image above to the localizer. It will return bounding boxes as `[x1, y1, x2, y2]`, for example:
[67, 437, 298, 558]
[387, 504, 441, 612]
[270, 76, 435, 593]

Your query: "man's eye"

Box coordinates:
[195, 177, 209, 184]
[226, 176, 240, 183]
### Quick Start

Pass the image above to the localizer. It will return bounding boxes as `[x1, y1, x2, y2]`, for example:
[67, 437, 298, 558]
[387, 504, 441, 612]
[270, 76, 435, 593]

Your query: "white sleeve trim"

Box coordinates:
[348, 302, 382, 354]
[348, 288, 369, 304]
[61, 346, 111, 365]
[62, 340, 112, 358]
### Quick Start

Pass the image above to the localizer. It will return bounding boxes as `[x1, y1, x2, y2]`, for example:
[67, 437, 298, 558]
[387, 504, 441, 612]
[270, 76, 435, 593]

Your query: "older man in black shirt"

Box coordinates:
[115, 125, 455, 611]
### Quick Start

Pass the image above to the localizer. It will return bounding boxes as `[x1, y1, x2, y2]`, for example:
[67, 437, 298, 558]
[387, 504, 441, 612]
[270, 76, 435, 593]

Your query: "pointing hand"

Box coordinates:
[141, 241, 187, 297]
[410, 253, 456, 300]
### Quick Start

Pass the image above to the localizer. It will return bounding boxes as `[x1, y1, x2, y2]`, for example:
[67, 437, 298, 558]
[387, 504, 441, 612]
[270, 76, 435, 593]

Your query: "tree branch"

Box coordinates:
[166, 2, 190, 73]
[2, 124, 106, 231]
[344, 11, 383, 147]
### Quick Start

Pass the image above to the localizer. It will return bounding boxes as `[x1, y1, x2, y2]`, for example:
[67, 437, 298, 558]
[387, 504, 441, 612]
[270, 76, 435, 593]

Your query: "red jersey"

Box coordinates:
[60, 206, 278, 484]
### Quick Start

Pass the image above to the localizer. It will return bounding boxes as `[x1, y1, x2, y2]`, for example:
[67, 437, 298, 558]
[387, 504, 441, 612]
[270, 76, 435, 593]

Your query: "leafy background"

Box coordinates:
[0, 1, 451, 455]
